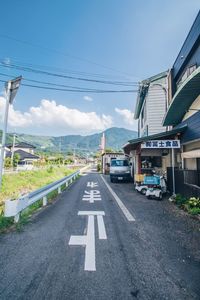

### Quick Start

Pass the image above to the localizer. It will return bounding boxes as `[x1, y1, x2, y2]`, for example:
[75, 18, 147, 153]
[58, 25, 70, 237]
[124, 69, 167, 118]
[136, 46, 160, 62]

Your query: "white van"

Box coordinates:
[110, 158, 131, 182]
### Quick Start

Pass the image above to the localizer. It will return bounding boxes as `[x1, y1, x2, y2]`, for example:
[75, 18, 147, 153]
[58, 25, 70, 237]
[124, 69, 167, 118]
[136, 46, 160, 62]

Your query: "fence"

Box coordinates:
[4, 165, 90, 223]
[167, 167, 200, 198]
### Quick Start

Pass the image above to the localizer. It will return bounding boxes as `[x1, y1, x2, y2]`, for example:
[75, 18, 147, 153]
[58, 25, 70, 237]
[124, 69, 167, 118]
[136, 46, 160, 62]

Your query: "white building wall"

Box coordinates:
[138, 77, 168, 138]
[147, 84, 167, 135]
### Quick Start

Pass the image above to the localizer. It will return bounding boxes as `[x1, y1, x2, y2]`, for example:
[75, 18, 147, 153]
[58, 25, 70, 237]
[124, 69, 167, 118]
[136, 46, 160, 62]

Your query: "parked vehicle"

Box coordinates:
[110, 158, 131, 182]
[135, 183, 149, 195]
[145, 175, 167, 200]
[135, 173, 153, 195]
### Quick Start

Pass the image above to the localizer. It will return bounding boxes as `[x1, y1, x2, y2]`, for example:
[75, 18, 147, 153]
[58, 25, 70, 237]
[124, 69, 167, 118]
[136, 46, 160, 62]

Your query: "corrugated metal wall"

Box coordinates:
[146, 84, 167, 135]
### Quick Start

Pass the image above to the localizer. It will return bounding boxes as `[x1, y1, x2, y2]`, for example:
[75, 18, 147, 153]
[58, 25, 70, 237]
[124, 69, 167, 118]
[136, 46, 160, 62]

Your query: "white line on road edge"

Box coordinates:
[100, 175, 135, 222]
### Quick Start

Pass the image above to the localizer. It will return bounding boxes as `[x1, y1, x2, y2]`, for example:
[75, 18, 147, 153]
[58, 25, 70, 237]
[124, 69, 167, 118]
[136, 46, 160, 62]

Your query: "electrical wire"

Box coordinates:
[0, 72, 138, 92]
[0, 62, 138, 87]
[0, 57, 134, 81]
[0, 79, 137, 93]
[0, 33, 135, 78]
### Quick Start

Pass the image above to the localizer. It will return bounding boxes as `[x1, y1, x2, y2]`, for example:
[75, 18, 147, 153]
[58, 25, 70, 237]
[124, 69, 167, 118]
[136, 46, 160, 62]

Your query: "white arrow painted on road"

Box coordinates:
[68, 211, 107, 271]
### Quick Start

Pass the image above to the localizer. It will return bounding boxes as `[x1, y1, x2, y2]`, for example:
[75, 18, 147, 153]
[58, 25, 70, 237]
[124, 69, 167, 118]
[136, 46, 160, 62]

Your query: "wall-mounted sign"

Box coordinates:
[141, 140, 180, 149]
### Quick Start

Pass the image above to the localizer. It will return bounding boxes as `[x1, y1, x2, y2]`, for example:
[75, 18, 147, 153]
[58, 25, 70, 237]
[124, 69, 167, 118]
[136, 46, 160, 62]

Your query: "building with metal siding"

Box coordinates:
[123, 11, 200, 192]
[163, 10, 200, 172]
[135, 71, 168, 137]
[172, 10, 200, 83]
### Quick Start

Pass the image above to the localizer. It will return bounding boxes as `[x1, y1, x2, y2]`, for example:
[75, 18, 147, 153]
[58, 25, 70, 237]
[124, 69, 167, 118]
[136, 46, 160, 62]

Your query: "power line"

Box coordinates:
[0, 62, 138, 86]
[0, 72, 122, 91]
[0, 57, 133, 80]
[0, 33, 135, 78]
[0, 79, 137, 93]
[0, 73, 138, 92]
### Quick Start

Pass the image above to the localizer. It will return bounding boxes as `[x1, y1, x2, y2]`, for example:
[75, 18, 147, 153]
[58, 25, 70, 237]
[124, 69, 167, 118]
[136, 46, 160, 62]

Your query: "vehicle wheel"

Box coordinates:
[110, 177, 113, 183]
[141, 188, 147, 195]
[158, 192, 162, 200]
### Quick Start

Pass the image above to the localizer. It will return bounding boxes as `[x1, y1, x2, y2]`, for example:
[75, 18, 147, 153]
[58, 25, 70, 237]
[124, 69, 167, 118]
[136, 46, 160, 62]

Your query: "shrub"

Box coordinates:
[47, 166, 54, 173]
[97, 163, 101, 172]
[187, 197, 200, 208]
[188, 207, 200, 215]
[174, 194, 187, 208]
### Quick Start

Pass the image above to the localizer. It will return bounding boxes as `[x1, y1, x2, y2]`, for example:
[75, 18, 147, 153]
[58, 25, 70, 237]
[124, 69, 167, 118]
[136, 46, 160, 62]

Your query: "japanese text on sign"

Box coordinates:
[141, 140, 180, 149]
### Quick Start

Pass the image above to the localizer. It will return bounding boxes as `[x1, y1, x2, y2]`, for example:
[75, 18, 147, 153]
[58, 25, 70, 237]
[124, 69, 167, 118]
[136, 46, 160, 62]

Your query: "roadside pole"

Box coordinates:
[172, 148, 176, 195]
[0, 77, 22, 190]
[11, 133, 17, 168]
[0, 81, 11, 189]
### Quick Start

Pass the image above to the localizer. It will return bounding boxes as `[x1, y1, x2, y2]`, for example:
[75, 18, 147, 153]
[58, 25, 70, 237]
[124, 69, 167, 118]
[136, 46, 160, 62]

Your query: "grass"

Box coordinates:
[0, 165, 76, 204]
[172, 194, 200, 217]
[0, 166, 78, 232]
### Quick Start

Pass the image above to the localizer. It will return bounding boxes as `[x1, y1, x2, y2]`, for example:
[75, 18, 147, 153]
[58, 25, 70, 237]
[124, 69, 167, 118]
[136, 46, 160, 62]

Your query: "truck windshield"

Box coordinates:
[111, 160, 129, 167]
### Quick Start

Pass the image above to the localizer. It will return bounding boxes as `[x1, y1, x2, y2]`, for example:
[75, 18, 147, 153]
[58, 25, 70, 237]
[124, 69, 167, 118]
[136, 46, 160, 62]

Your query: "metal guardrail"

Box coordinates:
[4, 165, 90, 223]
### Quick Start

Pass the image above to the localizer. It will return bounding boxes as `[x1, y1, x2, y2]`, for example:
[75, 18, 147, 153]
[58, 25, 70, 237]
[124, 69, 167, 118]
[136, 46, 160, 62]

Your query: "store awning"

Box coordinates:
[181, 149, 200, 158]
[123, 124, 187, 154]
[163, 66, 200, 126]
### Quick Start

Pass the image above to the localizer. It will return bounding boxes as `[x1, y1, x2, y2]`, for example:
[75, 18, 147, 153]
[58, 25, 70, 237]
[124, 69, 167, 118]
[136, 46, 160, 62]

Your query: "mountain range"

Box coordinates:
[1, 127, 137, 154]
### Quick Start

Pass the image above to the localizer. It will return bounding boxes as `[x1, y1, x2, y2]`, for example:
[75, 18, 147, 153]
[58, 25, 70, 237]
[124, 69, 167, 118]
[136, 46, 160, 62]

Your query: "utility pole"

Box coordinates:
[59, 138, 61, 165]
[0, 76, 22, 190]
[73, 147, 76, 164]
[11, 133, 17, 168]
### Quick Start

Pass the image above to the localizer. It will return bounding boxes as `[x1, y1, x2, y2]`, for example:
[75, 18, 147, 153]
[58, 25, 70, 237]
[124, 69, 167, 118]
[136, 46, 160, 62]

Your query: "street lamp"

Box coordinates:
[0, 76, 22, 189]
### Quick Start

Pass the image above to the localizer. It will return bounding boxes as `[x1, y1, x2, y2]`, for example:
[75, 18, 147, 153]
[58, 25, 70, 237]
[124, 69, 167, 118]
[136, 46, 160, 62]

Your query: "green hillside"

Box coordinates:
[1, 127, 137, 154]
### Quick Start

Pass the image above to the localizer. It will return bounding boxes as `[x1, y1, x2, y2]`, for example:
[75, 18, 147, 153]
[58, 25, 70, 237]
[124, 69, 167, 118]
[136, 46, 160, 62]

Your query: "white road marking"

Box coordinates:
[69, 211, 107, 271]
[69, 235, 87, 245]
[78, 211, 105, 216]
[85, 215, 96, 271]
[100, 175, 135, 222]
[87, 182, 98, 188]
[97, 215, 107, 239]
[82, 190, 101, 203]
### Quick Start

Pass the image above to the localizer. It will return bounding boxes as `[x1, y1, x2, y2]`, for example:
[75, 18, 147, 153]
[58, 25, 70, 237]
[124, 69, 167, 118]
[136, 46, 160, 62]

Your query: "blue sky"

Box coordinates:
[0, 0, 199, 136]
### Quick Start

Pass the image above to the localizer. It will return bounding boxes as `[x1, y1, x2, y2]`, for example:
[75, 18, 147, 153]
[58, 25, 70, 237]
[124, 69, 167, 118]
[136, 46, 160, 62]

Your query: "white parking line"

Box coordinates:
[100, 175, 135, 222]
[97, 215, 107, 239]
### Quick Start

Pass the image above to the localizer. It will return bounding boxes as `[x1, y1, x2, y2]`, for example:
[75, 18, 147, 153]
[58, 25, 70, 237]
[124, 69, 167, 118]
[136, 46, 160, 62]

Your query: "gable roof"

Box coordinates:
[6, 149, 39, 160]
[134, 70, 168, 119]
[6, 142, 36, 149]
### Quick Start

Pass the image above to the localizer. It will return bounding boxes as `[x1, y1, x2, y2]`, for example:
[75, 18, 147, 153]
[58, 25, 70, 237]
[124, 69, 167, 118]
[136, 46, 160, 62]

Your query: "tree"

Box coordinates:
[4, 157, 11, 168]
[13, 153, 20, 167]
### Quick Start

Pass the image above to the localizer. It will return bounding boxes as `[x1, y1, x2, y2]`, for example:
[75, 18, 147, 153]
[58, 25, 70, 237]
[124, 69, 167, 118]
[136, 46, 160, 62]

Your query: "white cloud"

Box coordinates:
[0, 97, 113, 135]
[83, 96, 93, 102]
[3, 57, 11, 66]
[115, 107, 137, 130]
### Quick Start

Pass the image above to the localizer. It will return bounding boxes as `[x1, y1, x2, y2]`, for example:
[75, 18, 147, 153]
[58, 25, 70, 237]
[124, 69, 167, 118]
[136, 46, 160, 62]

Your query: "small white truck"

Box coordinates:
[110, 158, 131, 183]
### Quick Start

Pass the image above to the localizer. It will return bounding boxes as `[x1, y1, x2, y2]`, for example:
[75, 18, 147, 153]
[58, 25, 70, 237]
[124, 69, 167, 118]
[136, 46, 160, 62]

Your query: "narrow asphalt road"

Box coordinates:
[0, 168, 200, 300]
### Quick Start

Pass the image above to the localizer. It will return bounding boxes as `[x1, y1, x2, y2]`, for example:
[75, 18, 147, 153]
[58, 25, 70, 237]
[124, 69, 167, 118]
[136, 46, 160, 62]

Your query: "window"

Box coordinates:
[188, 64, 196, 76]
[177, 64, 197, 89]
[111, 159, 129, 167]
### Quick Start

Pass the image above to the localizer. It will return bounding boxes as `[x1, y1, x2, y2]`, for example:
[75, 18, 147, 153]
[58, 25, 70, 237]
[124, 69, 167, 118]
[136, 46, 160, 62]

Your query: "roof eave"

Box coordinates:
[163, 66, 200, 126]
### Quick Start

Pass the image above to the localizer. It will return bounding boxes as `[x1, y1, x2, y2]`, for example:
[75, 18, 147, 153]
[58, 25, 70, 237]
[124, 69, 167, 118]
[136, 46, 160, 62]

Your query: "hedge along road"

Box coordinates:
[0, 167, 200, 300]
